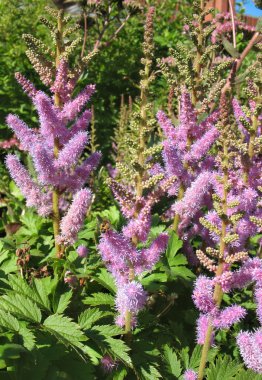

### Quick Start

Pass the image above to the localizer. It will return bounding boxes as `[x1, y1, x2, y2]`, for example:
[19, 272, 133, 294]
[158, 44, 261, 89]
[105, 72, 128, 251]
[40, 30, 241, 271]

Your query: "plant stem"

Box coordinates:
[53, 11, 64, 257]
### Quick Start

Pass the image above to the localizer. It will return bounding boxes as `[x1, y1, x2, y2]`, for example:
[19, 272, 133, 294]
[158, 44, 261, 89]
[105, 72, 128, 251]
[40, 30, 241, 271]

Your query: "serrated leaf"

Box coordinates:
[0, 310, 20, 332]
[81, 345, 102, 365]
[32, 277, 51, 310]
[7, 274, 51, 311]
[235, 369, 262, 380]
[0, 310, 35, 350]
[79, 308, 110, 329]
[0, 293, 42, 323]
[83, 292, 115, 306]
[54, 291, 72, 314]
[112, 367, 128, 380]
[19, 324, 36, 350]
[43, 314, 87, 349]
[95, 269, 117, 294]
[93, 324, 124, 337]
[139, 364, 162, 379]
[86, 327, 131, 367]
[163, 345, 182, 377]
[188, 345, 202, 369]
[105, 337, 132, 367]
[206, 355, 243, 380]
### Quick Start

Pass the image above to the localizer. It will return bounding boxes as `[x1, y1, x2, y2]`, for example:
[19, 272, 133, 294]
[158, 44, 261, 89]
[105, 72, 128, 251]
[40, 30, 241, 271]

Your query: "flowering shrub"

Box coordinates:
[0, 1, 261, 379]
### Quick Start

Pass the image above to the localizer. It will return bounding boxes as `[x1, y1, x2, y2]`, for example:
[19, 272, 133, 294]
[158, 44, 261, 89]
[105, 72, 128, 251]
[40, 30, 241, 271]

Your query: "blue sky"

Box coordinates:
[239, 1, 262, 16]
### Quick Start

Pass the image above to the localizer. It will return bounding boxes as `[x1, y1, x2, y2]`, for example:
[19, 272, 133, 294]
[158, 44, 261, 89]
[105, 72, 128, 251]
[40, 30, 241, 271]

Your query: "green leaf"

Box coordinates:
[0, 293, 42, 323]
[139, 364, 162, 379]
[235, 369, 262, 380]
[188, 345, 202, 369]
[0, 310, 35, 350]
[105, 337, 132, 367]
[32, 277, 51, 310]
[166, 232, 183, 260]
[43, 314, 87, 349]
[0, 344, 26, 360]
[95, 269, 117, 294]
[78, 308, 111, 329]
[0, 310, 20, 332]
[163, 345, 182, 377]
[141, 273, 167, 286]
[18, 324, 36, 350]
[170, 266, 195, 280]
[93, 324, 123, 337]
[54, 291, 72, 314]
[83, 292, 115, 306]
[222, 37, 240, 58]
[206, 355, 243, 380]
[168, 254, 188, 267]
[7, 275, 51, 311]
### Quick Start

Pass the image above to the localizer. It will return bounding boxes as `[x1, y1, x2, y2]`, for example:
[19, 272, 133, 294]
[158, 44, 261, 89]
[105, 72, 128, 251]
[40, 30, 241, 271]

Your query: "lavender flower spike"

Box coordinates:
[237, 330, 262, 374]
[115, 281, 147, 327]
[5, 154, 51, 216]
[174, 171, 214, 220]
[6, 114, 39, 152]
[58, 188, 92, 245]
[56, 132, 88, 169]
[61, 84, 96, 122]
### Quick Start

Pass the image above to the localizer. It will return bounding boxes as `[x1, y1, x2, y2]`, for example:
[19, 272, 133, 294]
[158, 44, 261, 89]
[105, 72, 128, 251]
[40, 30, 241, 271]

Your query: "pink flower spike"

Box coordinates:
[55, 132, 88, 169]
[61, 84, 96, 122]
[58, 188, 92, 245]
[6, 114, 39, 152]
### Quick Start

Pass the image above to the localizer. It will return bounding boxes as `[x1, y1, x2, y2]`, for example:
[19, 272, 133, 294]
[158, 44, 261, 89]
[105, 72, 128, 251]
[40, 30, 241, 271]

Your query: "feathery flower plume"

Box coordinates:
[6, 154, 52, 216]
[58, 189, 92, 245]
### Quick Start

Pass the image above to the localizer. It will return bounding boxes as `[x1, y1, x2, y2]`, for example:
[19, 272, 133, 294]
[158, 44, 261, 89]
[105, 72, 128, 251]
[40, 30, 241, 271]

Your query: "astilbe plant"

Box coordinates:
[188, 84, 262, 379]
[5, 8, 101, 256]
[99, 6, 173, 337]
[157, 90, 219, 264]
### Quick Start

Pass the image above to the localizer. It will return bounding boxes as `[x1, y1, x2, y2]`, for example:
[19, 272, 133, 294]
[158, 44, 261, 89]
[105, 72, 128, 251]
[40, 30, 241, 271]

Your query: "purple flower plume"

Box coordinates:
[34, 91, 67, 141]
[192, 275, 215, 313]
[157, 110, 176, 140]
[61, 84, 95, 122]
[115, 281, 147, 327]
[184, 127, 219, 163]
[140, 233, 169, 270]
[58, 189, 92, 245]
[174, 171, 214, 220]
[196, 314, 214, 345]
[237, 330, 262, 373]
[213, 305, 247, 329]
[5, 154, 51, 216]
[56, 132, 88, 169]
[6, 114, 39, 152]
[15, 72, 37, 99]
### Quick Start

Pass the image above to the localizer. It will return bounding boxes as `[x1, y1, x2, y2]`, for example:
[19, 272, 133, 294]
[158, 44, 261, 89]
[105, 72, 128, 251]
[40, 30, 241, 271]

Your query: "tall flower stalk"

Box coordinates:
[99, 7, 173, 340]
[6, 7, 101, 256]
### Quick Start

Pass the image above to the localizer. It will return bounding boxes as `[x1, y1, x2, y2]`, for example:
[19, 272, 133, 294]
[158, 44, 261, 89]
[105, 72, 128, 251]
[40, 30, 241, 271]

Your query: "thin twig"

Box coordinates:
[228, 0, 236, 49]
